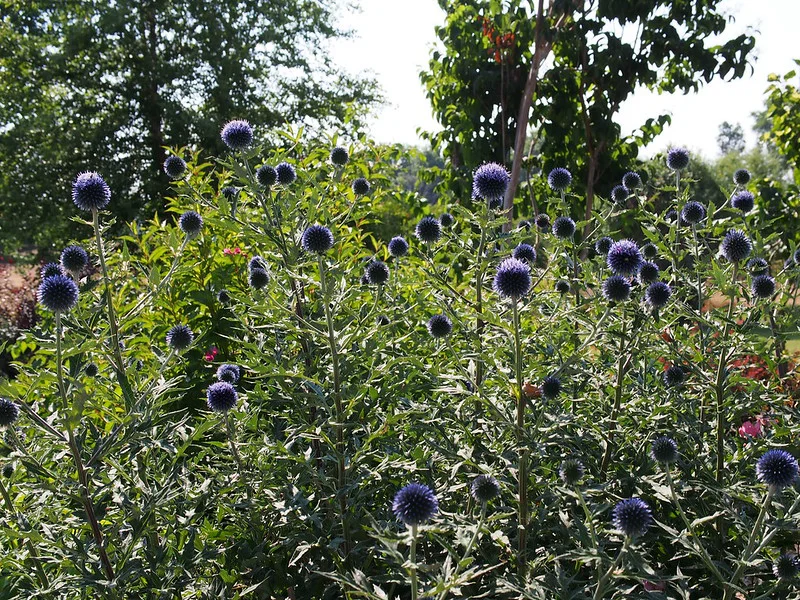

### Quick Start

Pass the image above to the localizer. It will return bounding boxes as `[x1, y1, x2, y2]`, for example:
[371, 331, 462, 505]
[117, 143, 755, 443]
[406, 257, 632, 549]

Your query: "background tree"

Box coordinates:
[717, 121, 746, 155]
[0, 0, 379, 252]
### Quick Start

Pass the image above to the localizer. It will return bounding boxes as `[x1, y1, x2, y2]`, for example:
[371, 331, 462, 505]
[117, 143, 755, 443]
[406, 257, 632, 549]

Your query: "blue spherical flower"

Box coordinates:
[275, 162, 297, 185]
[388, 236, 409, 258]
[216, 364, 241, 384]
[85, 362, 99, 377]
[541, 375, 562, 400]
[773, 554, 800, 580]
[552, 216, 576, 239]
[392, 482, 439, 525]
[622, 171, 642, 190]
[473, 162, 510, 200]
[751, 274, 776, 299]
[721, 229, 752, 263]
[38, 274, 79, 312]
[439, 212, 454, 228]
[0, 398, 20, 428]
[555, 279, 571, 294]
[257, 165, 277, 187]
[221, 186, 239, 201]
[681, 201, 706, 225]
[607, 240, 643, 276]
[663, 365, 686, 387]
[602, 275, 631, 302]
[427, 314, 453, 338]
[595, 237, 613, 255]
[666, 147, 690, 171]
[518, 219, 532, 231]
[512, 243, 537, 264]
[757, 449, 799, 489]
[559, 458, 585, 486]
[166, 324, 193, 350]
[493, 258, 531, 299]
[611, 185, 629, 204]
[638, 261, 659, 284]
[179, 211, 203, 237]
[163, 156, 187, 180]
[220, 120, 253, 150]
[41, 262, 63, 279]
[330, 146, 349, 166]
[642, 243, 658, 260]
[645, 281, 672, 308]
[535, 214, 551, 231]
[352, 177, 370, 196]
[248, 268, 269, 289]
[248, 256, 267, 272]
[470, 474, 501, 503]
[734, 168, 752, 186]
[60, 245, 88, 275]
[217, 289, 231, 304]
[72, 172, 110, 211]
[731, 190, 755, 213]
[365, 260, 390, 285]
[613, 498, 653, 537]
[651, 436, 678, 464]
[747, 257, 769, 276]
[547, 167, 572, 192]
[206, 381, 238, 412]
[301, 225, 334, 254]
[415, 216, 442, 244]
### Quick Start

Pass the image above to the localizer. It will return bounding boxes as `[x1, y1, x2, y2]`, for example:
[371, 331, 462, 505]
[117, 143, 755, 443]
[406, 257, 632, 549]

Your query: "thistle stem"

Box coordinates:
[512, 298, 528, 577]
[600, 306, 628, 474]
[410, 524, 419, 600]
[593, 537, 629, 600]
[723, 488, 775, 600]
[715, 262, 738, 486]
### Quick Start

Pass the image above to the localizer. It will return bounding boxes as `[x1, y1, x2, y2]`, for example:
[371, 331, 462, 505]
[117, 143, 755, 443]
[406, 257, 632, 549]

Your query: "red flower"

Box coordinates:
[204, 346, 219, 361]
[738, 420, 762, 438]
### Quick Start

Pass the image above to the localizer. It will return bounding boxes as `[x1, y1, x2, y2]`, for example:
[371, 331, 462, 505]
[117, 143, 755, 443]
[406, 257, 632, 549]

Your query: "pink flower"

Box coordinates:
[643, 581, 666, 592]
[738, 419, 762, 438]
[223, 247, 243, 256]
[204, 346, 219, 361]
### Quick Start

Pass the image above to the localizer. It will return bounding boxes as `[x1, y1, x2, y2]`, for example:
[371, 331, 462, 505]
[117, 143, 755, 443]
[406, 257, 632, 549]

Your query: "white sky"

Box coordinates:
[331, 0, 799, 159]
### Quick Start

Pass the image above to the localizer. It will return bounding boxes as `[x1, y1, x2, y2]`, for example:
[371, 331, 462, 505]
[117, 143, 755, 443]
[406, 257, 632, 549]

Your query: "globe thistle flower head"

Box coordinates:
[541, 375, 562, 400]
[216, 363, 241, 384]
[595, 236, 613, 255]
[642, 243, 658, 260]
[794, 248, 800, 266]
[756, 449, 799, 490]
[473, 162, 510, 200]
[751, 274, 776, 299]
[773, 554, 800, 580]
[439, 212, 454, 228]
[179, 211, 203, 237]
[388, 236, 409, 258]
[512, 243, 537, 264]
[622, 171, 642, 190]
[392, 482, 439, 526]
[330, 146, 349, 166]
[166, 324, 193, 351]
[221, 186, 239, 201]
[607, 240, 643, 276]
[427, 314, 452, 339]
[85, 362, 99, 377]
[555, 279, 571, 294]
[217, 289, 231, 304]
[248, 256, 267, 272]
[470, 474, 501, 503]
[352, 177, 370, 196]
[249, 268, 269, 290]
[602, 275, 631, 302]
[493, 258, 531, 299]
[734, 168, 752, 186]
[206, 381, 238, 412]
[613, 497, 653, 537]
[41, 262, 64, 279]
[518, 219, 531, 231]
[60, 245, 88, 275]
[721, 229, 752, 263]
[552, 216, 576, 239]
[611, 185, 629, 204]
[72, 172, 110, 211]
[731, 190, 755, 213]
[645, 281, 672, 308]
[663, 365, 686, 387]
[257, 165, 277, 187]
[301, 225, 334, 254]
[220, 119, 253, 150]
[535, 214, 551, 231]
[651, 436, 678, 464]
[0, 398, 20, 428]
[559, 458, 585, 486]
[747, 257, 769, 276]
[415, 216, 442, 244]
[681, 201, 706, 225]
[547, 167, 572, 192]
[638, 261, 659, 284]
[666, 147, 690, 171]
[163, 155, 187, 180]
[38, 274, 79, 312]
[275, 162, 296, 186]
[365, 260, 390, 285]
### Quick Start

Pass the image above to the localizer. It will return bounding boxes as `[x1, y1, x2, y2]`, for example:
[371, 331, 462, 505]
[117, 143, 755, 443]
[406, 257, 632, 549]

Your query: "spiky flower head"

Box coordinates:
[301, 225, 334, 254]
[721, 229, 752, 263]
[645, 281, 672, 308]
[613, 498, 653, 537]
[330, 146, 349, 166]
[512, 243, 537, 264]
[622, 171, 642, 190]
[38, 274, 79, 312]
[275, 162, 297, 186]
[642, 243, 658, 260]
[41, 262, 63, 279]
[206, 381, 238, 412]
[166, 324, 193, 350]
[611, 185, 629, 204]
[179, 211, 203, 237]
[257, 165, 277, 187]
[221, 186, 239, 201]
[681, 201, 706, 225]
[470, 474, 501, 503]
[756, 449, 799, 490]
[541, 375, 562, 400]
[651, 436, 678, 464]
[535, 214, 551, 231]
[248, 268, 269, 289]
[0, 398, 20, 428]
[731, 190, 755, 213]
[747, 257, 769, 276]
[734, 168, 752, 186]
[555, 279, 571, 294]
[663, 365, 686, 387]
[602, 275, 631, 302]
[666, 147, 690, 171]
[415, 216, 442, 244]
[163, 155, 187, 179]
[559, 458, 585, 486]
[85, 362, 99, 377]
[493, 258, 531, 299]
[473, 162, 510, 200]
[392, 482, 439, 526]
[220, 120, 253, 150]
[426, 314, 452, 339]
[248, 256, 267, 271]
[440, 212, 454, 228]
[638, 261, 659, 284]
[388, 236, 409, 258]
[518, 219, 531, 231]
[547, 167, 572, 192]
[365, 260, 390, 285]
[217, 289, 231, 304]
[352, 177, 370, 196]
[552, 216, 576, 239]
[751, 274, 776, 299]
[595, 237, 613, 255]
[216, 363, 241, 384]
[60, 245, 88, 275]
[72, 172, 110, 211]
[607, 240, 643, 276]
[773, 554, 800, 580]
